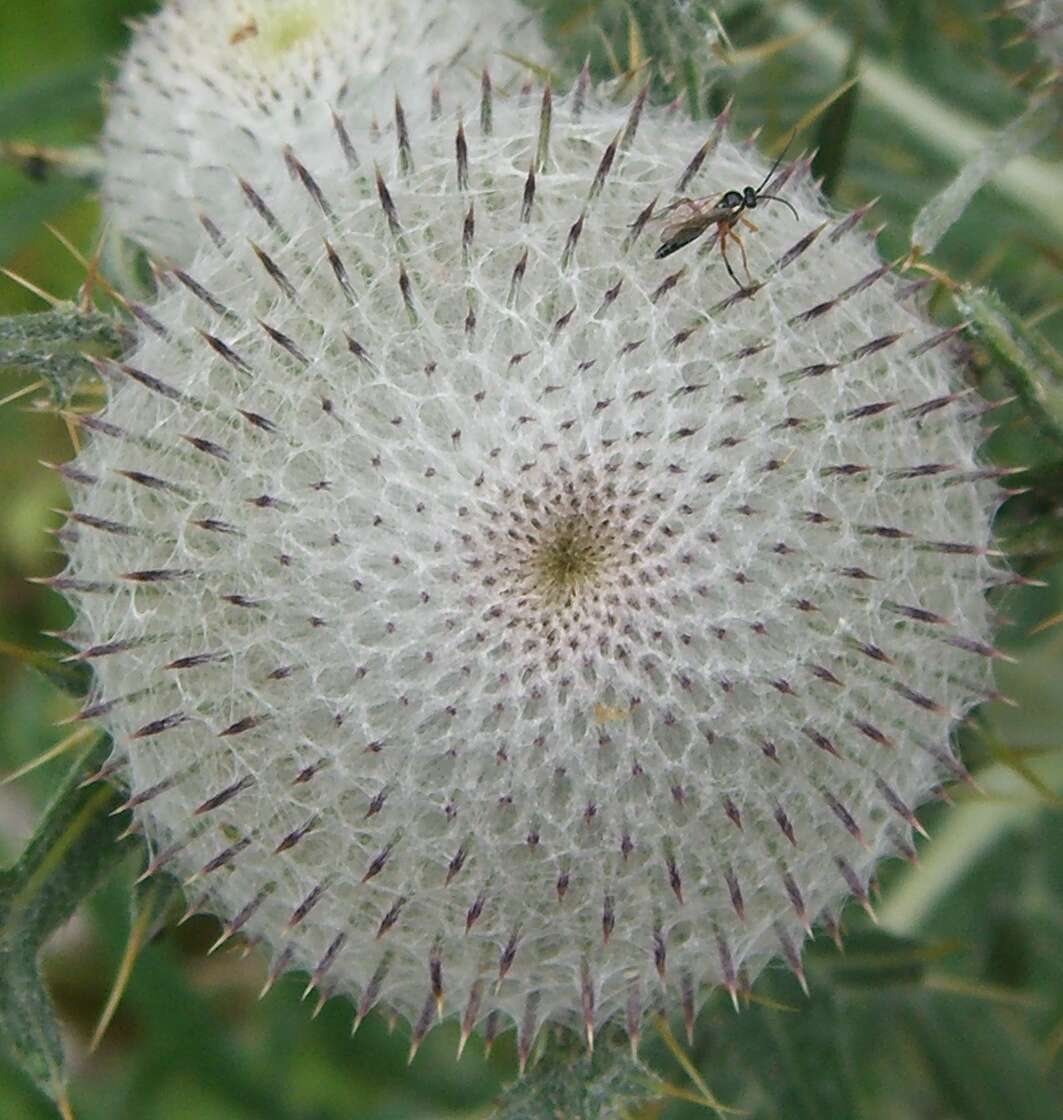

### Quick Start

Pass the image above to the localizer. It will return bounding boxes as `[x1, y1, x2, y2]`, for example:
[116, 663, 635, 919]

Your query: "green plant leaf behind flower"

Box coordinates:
[906, 993, 1061, 1120]
[0, 736, 133, 1111]
[0, 640, 93, 699]
[712, 972, 863, 1120]
[958, 286, 1063, 450]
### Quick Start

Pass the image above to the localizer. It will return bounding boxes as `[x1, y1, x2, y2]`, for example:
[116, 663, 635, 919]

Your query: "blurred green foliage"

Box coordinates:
[1, 1, 1061, 1117]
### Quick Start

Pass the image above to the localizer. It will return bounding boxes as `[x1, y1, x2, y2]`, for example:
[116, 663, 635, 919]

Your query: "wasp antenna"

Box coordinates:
[757, 129, 797, 193]
[758, 195, 800, 221]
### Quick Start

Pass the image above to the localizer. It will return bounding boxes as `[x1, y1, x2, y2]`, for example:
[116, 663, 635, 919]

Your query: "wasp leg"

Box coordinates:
[718, 226, 747, 292]
[727, 227, 756, 290]
[740, 217, 759, 232]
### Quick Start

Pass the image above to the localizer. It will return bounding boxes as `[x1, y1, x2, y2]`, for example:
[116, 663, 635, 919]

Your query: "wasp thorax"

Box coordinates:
[64, 70, 998, 1062]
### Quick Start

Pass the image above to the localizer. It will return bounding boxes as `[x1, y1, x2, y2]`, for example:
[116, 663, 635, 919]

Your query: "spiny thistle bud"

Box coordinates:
[61, 75, 1000, 1061]
[101, 0, 547, 262]
[1013, 0, 1063, 79]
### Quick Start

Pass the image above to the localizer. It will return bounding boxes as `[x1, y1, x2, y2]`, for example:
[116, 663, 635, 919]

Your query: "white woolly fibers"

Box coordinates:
[65, 76, 999, 1056]
[101, 0, 548, 262]
[1017, 0, 1063, 71]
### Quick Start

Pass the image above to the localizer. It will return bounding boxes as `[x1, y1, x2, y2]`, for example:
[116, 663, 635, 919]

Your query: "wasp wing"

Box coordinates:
[655, 203, 734, 259]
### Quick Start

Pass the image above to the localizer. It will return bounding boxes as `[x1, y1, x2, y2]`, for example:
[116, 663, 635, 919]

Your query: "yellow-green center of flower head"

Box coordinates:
[537, 519, 604, 597]
[230, 1, 335, 63]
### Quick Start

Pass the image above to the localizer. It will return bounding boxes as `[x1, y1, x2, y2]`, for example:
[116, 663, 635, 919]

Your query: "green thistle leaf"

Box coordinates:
[0, 307, 122, 403]
[957, 286, 1063, 449]
[722, 973, 863, 1120]
[491, 1033, 663, 1120]
[0, 642, 93, 699]
[0, 738, 133, 1109]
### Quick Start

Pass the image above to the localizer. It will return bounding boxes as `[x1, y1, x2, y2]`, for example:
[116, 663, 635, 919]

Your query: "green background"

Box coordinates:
[1, 2, 1061, 1117]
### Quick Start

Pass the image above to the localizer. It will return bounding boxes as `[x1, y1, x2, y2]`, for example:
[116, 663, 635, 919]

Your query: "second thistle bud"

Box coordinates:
[101, 0, 549, 262]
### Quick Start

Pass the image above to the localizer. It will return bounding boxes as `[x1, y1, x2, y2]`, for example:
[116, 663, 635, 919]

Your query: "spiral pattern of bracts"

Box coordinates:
[63, 72, 1002, 1061]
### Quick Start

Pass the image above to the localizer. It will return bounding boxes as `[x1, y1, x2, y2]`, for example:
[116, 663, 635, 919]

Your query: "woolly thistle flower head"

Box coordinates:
[101, 0, 547, 263]
[62, 74, 1001, 1060]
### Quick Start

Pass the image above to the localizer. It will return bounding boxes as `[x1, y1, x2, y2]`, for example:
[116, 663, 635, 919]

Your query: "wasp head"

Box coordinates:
[719, 188, 745, 210]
